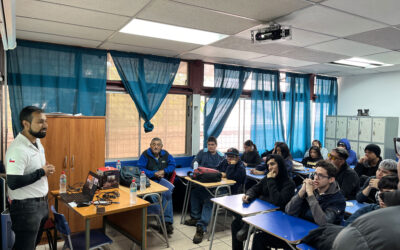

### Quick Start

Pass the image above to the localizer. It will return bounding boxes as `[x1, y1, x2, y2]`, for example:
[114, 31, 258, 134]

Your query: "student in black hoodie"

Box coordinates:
[302, 146, 324, 168]
[241, 140, 261, 167]
[231, 154, 295, 250]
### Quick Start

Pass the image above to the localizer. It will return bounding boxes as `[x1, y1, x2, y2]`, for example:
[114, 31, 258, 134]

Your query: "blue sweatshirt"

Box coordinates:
[137, 148, 176, 179]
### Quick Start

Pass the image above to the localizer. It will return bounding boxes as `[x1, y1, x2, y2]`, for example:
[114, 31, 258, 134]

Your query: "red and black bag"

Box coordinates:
[188, 167, 222, 183]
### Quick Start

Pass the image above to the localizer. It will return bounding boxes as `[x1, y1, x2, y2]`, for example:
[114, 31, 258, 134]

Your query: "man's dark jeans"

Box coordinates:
[10, 198, 48, 250]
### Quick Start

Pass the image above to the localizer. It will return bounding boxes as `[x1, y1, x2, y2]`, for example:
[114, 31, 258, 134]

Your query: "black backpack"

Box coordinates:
[120, 166, 150, 189]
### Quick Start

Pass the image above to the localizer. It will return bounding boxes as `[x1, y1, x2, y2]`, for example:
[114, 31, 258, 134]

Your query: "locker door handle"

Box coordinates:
[63, 156, 68, 169]
[71, 155, 75, 171]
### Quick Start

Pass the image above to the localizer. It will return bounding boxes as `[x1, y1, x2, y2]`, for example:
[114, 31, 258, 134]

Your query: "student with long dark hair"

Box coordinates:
[241, 140, 261, 167]
[302, 146, 323, 168]
[231, 154, 295, 250]
[251, 142, 293, 176]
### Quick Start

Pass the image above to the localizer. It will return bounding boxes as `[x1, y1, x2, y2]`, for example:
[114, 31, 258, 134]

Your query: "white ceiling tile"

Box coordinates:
[346, 27, 400, 51]
[276, 5, 386, 37]
[323, 0, 400, 25]
[373, 64, 400, 73]
[308, 39, 389, 57]
[189, 46, 266, 60]
[100, 42, 180, 57]
[236, 26, 336, 47]
[251, 55, 317, 67]
[136, 0, 259, 35]
[170, 0, 311, 21]
[294, 64, 344, 74]
[16, 17, 114, 41]
[279, 47, 346, 63]
[17, 0, 130, 30]
[16, 30, 102, 48]
[362, 51, 400, 65]
[108, 33, 201, 53]
[40, 0, 151, 16]
[211, 36, 299, 55]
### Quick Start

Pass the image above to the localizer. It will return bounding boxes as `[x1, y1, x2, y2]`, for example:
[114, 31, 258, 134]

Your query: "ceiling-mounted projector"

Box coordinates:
[251, 23, 291, 43]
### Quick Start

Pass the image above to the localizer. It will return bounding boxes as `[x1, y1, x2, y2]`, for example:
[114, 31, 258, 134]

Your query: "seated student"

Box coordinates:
[233, 155, 295, 250]
[302, 146, 324, 168]
[260, 142, 280, 162]
[354, 144, 382, 184]
[285, 160, 346, 226]
[329, 148, 360, 200]
[186, 148, 246, 244]
[304, 139, 329, 160]
[345, 175, 398, 226]
[356, 159, 397, 203]
[241, 140, 261, 167]
[337, 138, 358, 166]
[137, 137, 176, 234]
[192, 136, 224, 168]
[251, 142, 293, 176]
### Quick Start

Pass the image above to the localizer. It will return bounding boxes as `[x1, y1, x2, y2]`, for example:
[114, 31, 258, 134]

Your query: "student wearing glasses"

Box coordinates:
[329, 148, 360, 200]
[285, 160, 346, 226]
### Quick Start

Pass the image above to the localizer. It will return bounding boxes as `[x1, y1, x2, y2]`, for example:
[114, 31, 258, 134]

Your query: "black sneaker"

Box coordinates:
[184, 218, 198, 227]
[166, 222, 174, 234]
[236, 223, 249, 242]
[193, 225, 204, 244]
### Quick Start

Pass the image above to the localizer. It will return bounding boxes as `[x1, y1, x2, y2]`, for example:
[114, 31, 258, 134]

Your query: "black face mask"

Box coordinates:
[29, 127, 46, 138]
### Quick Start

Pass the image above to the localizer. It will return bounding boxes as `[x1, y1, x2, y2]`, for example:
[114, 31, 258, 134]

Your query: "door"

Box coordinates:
[347, 117, 359, 141]
[359, 117, 372, 142]
[372, 118, 386, 143]
[325, 116, 336, 139]
[325, 139, 336, 153]
[336, 117, 347, 139]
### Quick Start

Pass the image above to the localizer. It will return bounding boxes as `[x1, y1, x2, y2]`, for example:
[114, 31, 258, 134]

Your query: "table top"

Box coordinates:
[184, 176, 236, 188]
[175, 167, 192, 177]
[243, 211, 318, 243]
[293, 167, 315, 176]
[51, 187, 150, 219]
[119, 180, 168, 196]
[245, 169, 265, 181]
[345, 200, 368, 214]
[211, 194, 278, 216]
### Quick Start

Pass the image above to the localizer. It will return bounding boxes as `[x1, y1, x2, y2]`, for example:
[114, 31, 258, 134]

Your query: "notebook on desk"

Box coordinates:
[60, 171, 99, 203]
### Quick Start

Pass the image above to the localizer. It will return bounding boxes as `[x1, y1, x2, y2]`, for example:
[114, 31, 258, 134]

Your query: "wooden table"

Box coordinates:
[51, 181, 169, 250]
[180, 176, 236, 224]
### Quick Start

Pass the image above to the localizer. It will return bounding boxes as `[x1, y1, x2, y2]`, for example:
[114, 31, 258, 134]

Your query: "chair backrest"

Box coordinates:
[1, 210, 15, 250]
[51, 206, 71, 235]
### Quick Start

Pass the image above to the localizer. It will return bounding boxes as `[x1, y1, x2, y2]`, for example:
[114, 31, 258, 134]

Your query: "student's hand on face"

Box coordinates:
[267, 170, 277, 178]
[242, 195, 250, 203]
[369, 178, 379, 189]
[359, 156, 367, 163]
[305, 179, 315, 196]
[262, 156, 266, 162]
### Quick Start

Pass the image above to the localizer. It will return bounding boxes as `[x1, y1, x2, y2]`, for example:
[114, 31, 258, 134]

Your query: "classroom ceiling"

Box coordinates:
[15, 0, 400, 77]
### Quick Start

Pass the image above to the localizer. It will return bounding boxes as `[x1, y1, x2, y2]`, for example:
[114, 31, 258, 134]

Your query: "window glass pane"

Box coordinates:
[107, 54, 121, 81]
[203, 64, 214, 87]
[173, 61, 188, 86]
[140, 94, 187, 155]
[2, 87, 14, 158]
[106, 93, 139, 159]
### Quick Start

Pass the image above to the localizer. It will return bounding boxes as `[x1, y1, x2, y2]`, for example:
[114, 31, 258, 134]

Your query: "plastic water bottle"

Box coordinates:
[116, 160, 121, 171]
[60, 171, 67, 193]
[140, 171, 147, 191]
[193, 161, 199, 170]
[130, 178, 137, 205]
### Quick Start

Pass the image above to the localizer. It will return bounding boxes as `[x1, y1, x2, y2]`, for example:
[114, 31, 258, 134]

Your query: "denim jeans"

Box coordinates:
[147, 192, 174, 223]
[10, 198, 48, 250]
[190, 186, 228, 231]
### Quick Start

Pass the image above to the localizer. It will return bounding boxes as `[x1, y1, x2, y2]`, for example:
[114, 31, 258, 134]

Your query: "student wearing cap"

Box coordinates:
[354, 144, 383, 182]
[329, 148, 360, 200]
[356, 159, 398, 204]
[186, 148, 246, 244]
[337, 138, 358, 166]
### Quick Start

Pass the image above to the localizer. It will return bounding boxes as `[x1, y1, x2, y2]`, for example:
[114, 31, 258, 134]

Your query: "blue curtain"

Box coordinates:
[285, 73, 311, 158]
[250, 69, 285, 153]
[7, 40, 107, 137]
[203, 64, 250, 147]
[314, 76, 338, 146]
[110, 51, 180, 132]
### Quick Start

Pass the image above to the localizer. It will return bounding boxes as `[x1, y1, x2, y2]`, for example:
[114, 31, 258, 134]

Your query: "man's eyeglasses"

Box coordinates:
[328, 153, 340, 160]
[311, 173, 330, 179]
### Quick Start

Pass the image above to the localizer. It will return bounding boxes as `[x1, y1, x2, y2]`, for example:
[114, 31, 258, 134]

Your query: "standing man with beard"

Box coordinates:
[6, 106, 55, 250]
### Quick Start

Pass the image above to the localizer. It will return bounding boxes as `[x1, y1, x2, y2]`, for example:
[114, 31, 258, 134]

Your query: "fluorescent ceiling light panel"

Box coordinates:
[120, 19, 228, 45]
[332, 57, 393, 68]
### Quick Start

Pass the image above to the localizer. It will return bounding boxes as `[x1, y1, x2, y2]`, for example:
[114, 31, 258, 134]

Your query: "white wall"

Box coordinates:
[338, 71, 400, 135]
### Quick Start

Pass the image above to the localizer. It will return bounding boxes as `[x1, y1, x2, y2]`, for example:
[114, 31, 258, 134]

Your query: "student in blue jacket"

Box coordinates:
[337, 138, 358, 166]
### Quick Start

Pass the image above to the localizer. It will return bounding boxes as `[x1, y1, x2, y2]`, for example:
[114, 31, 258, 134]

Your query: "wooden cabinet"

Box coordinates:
[41, 115, 105, 232]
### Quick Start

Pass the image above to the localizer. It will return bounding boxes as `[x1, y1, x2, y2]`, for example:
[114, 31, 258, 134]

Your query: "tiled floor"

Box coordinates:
[36, 211, 242, 250]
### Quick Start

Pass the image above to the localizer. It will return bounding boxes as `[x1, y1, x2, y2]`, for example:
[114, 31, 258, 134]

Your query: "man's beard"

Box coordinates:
[29, 128, 46, 138]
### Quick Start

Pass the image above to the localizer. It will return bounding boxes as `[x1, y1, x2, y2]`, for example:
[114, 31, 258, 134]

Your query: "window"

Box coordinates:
[106, 53, 188, 86]
[106, 93, 187, 159]
[199, 96, 251, 152]
[203, 63, 252, 89]
[2, 87, 14, 159]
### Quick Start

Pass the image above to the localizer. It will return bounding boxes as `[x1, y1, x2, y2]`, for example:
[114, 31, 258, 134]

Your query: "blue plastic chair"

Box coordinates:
[144, 178, 175, 248]
[51, 206, 112, 250]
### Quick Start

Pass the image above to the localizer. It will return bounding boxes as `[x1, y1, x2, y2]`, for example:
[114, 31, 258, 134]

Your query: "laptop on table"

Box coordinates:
[59, 171, 99, 203]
